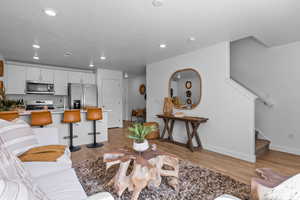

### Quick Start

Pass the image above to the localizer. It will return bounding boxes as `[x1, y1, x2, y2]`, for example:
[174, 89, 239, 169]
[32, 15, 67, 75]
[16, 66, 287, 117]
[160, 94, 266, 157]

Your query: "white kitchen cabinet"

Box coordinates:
[26, 67, 41, 81]
[26, 67, 54, 83]
[82, 72, 96, 84]
[54, 70, 68, 95]
[40, 68, 54, 83]
[5, 64, 26, 94]
[68, 71, 82, 84]
[68, 71, 95, 84]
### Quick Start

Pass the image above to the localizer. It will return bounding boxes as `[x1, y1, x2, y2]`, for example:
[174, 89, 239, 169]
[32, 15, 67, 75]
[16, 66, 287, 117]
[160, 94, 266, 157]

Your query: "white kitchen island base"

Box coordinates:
[19, 110, 109, 146]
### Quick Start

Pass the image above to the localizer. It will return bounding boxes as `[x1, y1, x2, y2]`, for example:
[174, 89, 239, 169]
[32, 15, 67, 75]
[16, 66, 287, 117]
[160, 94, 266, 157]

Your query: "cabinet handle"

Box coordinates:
[63, 135, 78, 139]
[88, 132, 101, 135]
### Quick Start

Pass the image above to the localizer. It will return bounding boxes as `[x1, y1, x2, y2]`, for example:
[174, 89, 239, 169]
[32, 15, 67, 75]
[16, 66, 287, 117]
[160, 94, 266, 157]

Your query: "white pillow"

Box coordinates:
[0, 179, 29, 200]
[0, 118, 38, 155]
[264, 174, 300, 200]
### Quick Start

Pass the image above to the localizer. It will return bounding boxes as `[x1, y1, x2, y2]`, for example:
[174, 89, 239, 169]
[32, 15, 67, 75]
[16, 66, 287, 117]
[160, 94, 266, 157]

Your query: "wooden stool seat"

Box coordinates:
[86, 108, 104, 149]
[0, 111, 19, 121]
[87, 108, 103, 121]
[63, 110, 81, 152]
[63, 110, 81, 123]
[31, 111, 53, 127]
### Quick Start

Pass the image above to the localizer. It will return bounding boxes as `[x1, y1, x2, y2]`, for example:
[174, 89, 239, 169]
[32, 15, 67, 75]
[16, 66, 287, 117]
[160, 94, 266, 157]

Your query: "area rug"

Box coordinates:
[73, 157, 250, 200]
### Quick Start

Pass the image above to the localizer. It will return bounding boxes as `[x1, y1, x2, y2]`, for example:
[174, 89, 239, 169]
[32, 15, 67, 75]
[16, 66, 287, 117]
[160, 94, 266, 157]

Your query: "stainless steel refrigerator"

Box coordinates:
[68, 83, 98, 109]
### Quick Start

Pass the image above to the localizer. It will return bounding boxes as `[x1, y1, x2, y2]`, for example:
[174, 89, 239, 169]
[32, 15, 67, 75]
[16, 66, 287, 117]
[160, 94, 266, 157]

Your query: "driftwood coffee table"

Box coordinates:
[103, 145, 179, 200]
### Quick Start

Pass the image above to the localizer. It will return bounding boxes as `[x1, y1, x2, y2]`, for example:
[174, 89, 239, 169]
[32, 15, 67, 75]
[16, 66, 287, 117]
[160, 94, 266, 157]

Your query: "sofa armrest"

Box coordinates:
[87, 192, 114, 200]
[32, 127, 60, 146]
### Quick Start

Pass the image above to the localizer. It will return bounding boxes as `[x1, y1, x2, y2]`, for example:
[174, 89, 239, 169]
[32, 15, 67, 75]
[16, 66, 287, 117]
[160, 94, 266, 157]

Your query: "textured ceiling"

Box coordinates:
[0, 0, 299, 74]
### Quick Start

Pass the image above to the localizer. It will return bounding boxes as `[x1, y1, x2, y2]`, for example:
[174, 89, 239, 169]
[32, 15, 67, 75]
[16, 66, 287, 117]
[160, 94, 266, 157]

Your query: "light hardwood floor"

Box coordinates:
[72, 127, 300, 185]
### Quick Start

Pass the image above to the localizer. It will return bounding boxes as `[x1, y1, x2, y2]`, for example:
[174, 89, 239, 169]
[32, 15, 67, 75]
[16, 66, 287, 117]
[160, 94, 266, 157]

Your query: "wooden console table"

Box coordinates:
[157, 114, 208, 152]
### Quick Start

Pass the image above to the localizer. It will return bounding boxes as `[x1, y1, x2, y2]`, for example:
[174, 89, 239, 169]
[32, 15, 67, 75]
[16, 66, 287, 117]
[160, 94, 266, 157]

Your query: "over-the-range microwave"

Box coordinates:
[25, 81, 55, 95]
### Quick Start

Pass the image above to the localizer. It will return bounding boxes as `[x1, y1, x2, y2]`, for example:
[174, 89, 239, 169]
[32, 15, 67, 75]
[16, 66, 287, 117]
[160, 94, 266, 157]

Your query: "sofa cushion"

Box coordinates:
[0, 144, 49, 200]
[36, 168, 87, 200]
[23, 158, 72, 178]
[0, 119, 38, 155]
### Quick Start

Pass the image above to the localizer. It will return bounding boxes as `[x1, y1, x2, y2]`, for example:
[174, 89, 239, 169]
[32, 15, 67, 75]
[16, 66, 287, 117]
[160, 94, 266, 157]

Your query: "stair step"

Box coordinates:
[256, 139, 270, 157]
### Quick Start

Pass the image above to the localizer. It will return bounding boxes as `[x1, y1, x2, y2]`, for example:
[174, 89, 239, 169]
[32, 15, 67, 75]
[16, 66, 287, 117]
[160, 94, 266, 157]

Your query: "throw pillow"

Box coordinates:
[0, 118, 38, 155]
[0, 143, 49, 200]
[264, 174, 300, 200]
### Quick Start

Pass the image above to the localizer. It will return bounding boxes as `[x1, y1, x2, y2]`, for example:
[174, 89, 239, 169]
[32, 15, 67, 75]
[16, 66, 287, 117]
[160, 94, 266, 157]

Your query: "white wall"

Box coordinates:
[147, 42, 257, 162]
[231, 37, 300, 155]
[127, 75, 146, 119]
[123, 78, 129, 120]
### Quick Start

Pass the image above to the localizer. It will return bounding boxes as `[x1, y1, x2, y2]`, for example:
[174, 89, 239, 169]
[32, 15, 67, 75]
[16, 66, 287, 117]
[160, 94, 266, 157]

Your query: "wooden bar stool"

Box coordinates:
[0, 111, 19, 121]
[86, 108, 104, 148]
[63, 110, 81, 152]
[31, 111, 53, 127]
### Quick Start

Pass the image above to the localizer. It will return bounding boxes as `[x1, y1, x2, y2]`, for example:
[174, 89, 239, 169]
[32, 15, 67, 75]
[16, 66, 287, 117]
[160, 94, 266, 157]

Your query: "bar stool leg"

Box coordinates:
[87, 120, 104, 148]
[69, 123, 81, 152]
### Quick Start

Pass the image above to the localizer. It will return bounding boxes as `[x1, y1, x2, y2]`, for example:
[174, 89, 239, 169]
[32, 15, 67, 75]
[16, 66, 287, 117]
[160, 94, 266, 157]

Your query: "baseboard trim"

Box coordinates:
[270, 144, 300, 156]
[171, 136, 256, 163]
[205, 144, 256, 163]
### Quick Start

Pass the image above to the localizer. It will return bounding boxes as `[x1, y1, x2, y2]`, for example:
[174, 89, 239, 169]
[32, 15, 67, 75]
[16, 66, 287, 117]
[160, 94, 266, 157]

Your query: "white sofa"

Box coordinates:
[0, 122, 113, 200]
[29, 127, 114, 200]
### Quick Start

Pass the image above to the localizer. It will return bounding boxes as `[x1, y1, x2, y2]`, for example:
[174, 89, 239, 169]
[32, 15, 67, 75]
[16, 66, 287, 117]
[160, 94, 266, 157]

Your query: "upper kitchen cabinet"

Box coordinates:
[26, 67, 40, 81]
[54, 70, 68, 96]
[40, 68, 54, 83]
[5, 64, 26, 94]
[68, 71, 96, 84]
[26, 67, 54, 83]
[82, 72, 96, 84]
[68, 71, 82, 84]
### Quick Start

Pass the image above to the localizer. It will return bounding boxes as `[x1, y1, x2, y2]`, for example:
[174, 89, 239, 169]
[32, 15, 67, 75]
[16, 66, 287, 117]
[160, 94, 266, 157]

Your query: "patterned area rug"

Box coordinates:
[73, 157, 250, 200]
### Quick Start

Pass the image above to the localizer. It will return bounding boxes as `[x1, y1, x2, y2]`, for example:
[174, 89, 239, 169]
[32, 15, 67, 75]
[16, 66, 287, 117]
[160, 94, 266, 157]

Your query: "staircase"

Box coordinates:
[255, 130, 270, 157]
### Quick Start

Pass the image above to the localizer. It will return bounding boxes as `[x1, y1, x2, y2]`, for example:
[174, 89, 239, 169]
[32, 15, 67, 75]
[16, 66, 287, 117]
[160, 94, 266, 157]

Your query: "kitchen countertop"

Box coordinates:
[19, 109, 111, 116]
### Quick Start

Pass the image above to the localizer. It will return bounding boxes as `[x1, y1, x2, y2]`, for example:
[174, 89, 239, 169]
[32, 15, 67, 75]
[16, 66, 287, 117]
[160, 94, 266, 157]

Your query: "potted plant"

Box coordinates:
[128, 123, 156, 152]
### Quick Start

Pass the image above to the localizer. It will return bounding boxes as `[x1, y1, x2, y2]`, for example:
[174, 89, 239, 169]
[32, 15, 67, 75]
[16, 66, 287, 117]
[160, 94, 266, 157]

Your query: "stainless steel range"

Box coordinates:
[26, 100, 55, 110]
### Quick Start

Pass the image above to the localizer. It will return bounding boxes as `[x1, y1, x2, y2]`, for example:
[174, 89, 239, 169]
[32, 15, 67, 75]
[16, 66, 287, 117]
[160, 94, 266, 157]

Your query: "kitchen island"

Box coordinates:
[18, 109, 110, 146]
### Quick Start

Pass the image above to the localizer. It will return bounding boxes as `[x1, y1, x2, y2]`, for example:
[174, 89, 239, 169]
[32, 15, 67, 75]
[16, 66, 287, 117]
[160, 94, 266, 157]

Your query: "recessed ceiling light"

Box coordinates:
[189, 37, 196, 41]
[100, 56, 106, 60]
[32, 44, 40, 49]
[152, 0, 163, 7]
[89, 63, 94, 67]
[160, 44, 167, 48]
[64, 52, 72, 57]
[124, 72, 128, 79]
[44, 9, 57, 17]
[33, 56, 39, 60]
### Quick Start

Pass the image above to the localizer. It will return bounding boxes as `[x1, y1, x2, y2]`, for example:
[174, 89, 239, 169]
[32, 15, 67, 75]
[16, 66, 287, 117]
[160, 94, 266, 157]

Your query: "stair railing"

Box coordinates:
[230, 77, 274, 107]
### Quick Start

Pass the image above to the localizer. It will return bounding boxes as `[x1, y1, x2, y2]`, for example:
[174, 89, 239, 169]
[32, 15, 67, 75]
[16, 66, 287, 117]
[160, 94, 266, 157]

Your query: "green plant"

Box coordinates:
[128, 123, 156, 143]
[0, 99, 17, 111]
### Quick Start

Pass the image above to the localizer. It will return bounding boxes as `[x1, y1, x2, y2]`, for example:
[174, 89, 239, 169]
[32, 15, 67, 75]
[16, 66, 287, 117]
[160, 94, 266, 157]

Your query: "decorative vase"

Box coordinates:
[133, 139, 149, 152]
[163, 97, 173, 115]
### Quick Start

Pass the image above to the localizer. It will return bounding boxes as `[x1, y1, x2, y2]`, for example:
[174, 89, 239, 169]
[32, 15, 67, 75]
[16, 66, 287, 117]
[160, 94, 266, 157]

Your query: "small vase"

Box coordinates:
[133, 139, 149, 152]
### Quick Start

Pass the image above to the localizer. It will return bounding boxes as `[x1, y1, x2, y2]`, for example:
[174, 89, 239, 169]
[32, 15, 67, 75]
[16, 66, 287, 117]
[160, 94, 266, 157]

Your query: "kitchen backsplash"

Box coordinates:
[7, 94, 68, 108]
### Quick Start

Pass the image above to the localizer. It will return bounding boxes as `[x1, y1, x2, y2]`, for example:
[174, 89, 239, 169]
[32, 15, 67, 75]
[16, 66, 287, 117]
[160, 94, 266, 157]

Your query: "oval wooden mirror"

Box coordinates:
[169, 68, 202, 110]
